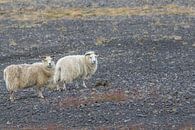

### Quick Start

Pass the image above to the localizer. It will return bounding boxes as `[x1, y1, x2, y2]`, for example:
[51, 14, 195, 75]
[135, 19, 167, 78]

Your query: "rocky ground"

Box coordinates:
[0, 0, 194, 129]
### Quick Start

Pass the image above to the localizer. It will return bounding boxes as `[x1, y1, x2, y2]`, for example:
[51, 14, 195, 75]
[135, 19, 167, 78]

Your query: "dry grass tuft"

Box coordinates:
[59, 90, 128, 108]
[9, 39, 17, 46]
[128, 88, 146, 101]
[93, 90, 128, 102]
[95, 80, 110, 87]
[95, 37, 110, 45]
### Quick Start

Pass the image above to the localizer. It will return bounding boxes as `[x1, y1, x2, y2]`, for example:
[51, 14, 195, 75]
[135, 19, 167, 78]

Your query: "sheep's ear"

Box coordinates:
[85, 51, 95, 56]
[39, 56, 46, 60]
[95, 53, 99, 57]
[50, 55, 55, 59]
[85, 52, 91, 56]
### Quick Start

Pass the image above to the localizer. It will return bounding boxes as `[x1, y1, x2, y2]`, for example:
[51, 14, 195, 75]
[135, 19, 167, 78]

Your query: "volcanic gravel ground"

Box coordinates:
[0, 0, 194, 129]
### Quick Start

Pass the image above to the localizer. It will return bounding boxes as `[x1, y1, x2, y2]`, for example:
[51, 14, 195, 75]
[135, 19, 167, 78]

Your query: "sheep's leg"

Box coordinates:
[56, 84, 61, 91]
[63, 83, 66, 91]
[56, 82, 65, 91]
[9, 91, 15, 102]
[37, 87, 44, 99]
[83, 80, 87, 88]
[75, 81, 79, 88]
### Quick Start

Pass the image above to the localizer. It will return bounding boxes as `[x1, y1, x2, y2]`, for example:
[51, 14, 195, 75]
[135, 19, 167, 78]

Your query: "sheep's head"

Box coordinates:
[85, 51, 98, 65]
[40, 56, 55, 68]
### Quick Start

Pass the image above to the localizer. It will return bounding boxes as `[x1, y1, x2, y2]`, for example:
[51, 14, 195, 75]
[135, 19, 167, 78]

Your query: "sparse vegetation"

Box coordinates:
[9, 39, 17, 46]
[96, 37, 110, 45]
[0, 0, 32, 4]
[0, 4, 195, 22]
[58, 90, 128, 108]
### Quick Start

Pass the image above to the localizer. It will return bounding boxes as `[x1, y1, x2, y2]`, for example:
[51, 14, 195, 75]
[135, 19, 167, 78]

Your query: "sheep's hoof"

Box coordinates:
[56, 87, 61, 91]
[10, 98, 15, 102]
[83, 85, 87, 88]
[40, 96, 44, 99]
[83, 82, 87, 88]
[57, 88, 62, 91]
[62, 87, 66, 91]
[10, 97, 15, 102]
[39, 96, 44, 99]
[38, 95, 44, 99]
[56, 87, 66, 91]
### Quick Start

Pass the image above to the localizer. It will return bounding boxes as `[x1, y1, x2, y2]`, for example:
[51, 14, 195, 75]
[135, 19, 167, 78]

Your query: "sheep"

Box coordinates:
[54, 51, 98, 91]
[3, 56, 55, 101]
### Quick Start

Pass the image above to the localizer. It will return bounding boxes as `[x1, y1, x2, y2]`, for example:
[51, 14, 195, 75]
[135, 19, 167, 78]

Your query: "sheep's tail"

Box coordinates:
[54, 67, 61, 84]
[3, 69, 7, 82]
[3, 69, 9, 90]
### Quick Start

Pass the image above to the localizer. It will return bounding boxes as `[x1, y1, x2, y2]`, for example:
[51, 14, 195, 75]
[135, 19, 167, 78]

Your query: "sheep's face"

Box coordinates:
[42, 56, 55, 68]
[85, 52, 98, 65]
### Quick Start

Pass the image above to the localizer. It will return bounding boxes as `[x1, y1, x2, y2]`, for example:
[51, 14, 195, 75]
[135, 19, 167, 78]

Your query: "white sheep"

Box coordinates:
[54, 51, 98, 91]
[3, 56, 55, 101]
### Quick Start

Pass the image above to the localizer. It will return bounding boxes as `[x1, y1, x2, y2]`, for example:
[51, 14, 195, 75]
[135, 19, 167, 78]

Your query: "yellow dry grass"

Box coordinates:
[0, 0, 31, 4]
[0, 0, 7, 3]
[43, 4, 195, 20]
[96, 36, 108, 45]
[0, 4, 195, 22]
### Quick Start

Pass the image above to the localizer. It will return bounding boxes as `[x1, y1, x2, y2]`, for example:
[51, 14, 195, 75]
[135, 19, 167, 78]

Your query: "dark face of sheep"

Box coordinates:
[85, 52, 98, 65]
[42, 56, 55, 68]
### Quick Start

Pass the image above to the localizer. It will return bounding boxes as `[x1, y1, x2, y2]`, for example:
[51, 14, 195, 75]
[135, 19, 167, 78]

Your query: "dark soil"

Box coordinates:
[0, 0, 194, 129]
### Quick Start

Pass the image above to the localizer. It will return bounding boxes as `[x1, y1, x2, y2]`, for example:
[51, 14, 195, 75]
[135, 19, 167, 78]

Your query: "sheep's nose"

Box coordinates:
[92, 60, 96, 64]
[48, 63, 52, 66]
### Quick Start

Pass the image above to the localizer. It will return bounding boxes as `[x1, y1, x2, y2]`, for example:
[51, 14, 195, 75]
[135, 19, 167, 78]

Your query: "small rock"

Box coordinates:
[182, 42, 188, 45]
[172, 108, 177, 113]
[6, 121, 11, 125]
[173, 35, 182, 41]
[83, 96, 88, 100]
[92, 88, 96, 91]
[95, 80, 109, 87]
[79, 104, 85, 107]
[95, 103, 100, 106]
[167, 95, 173, 100]
[149, 103, 155, 106]
[153, 109, 158, 114]
[172, 125, 176, 128]
[124, 119, 131, 123]
[115, 112, 120, 115]
[183, 25, 190, 29]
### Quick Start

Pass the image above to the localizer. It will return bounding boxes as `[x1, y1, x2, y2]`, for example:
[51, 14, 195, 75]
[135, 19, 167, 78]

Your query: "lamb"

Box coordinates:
[3, 56, 55, 101]
[54, 51, 98, 91]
